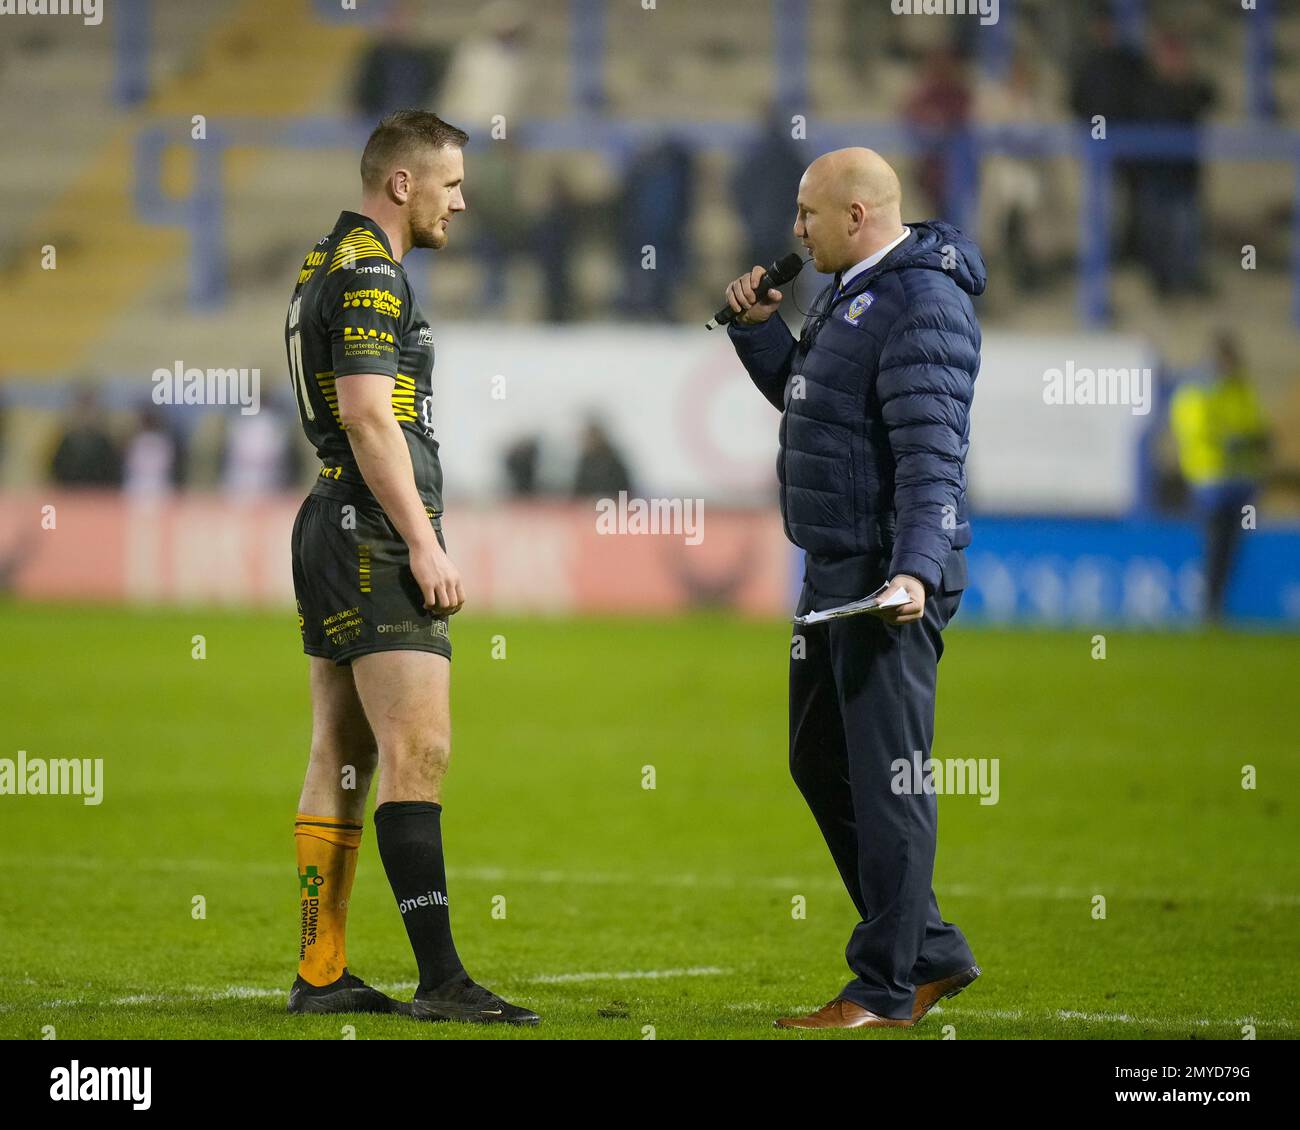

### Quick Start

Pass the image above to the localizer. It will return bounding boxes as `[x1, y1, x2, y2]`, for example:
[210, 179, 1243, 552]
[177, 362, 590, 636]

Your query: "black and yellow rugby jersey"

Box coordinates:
[285, 210, 443, 517]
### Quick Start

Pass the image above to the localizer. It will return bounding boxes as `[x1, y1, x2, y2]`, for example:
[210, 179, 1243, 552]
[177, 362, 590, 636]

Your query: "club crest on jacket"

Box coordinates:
[844, 291, 874, 325]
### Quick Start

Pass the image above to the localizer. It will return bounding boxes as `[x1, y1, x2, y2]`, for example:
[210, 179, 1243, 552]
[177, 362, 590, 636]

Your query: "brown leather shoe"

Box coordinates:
[774, 998, 914, 1029]
[911, 964, 981, 1023]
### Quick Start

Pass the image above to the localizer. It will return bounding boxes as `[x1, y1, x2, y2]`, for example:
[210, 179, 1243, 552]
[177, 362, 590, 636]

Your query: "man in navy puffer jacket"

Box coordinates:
[726, 147, 984, 1029]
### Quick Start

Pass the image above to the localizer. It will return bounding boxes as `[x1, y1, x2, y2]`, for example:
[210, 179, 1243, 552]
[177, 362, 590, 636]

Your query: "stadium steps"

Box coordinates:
[0, 0, 367, 378]
[0, 32, 114, 254]
[0, 2, 243, 282]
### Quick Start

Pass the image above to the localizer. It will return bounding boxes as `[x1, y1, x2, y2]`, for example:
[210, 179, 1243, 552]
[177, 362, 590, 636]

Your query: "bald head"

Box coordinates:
[794, 147, 905, 274]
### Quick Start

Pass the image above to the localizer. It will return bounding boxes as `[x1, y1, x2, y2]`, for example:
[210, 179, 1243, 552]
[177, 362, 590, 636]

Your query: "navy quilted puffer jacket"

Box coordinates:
[728, 220, 985, 599]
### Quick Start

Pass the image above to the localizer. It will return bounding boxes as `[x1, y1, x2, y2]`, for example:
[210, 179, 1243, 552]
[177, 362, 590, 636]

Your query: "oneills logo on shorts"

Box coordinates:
[376, 620, 449, 638]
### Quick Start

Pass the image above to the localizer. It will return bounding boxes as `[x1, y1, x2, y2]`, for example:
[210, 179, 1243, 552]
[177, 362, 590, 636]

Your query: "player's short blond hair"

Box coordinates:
[360, 110, 469, 192]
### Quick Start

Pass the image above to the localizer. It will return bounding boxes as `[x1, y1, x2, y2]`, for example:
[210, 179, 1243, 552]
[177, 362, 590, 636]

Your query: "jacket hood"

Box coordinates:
[879, 220, 987, 297]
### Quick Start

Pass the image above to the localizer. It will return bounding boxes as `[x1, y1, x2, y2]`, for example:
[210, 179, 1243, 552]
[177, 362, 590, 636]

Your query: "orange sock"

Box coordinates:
[294, 813, 363, 987]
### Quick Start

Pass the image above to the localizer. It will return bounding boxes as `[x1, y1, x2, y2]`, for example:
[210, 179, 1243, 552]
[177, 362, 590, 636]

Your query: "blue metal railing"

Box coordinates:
[112, 0, 151, 106]
[772, 0, 809, 114]
[1246, 0, 1279, 120]
[571, 0, 607, 116]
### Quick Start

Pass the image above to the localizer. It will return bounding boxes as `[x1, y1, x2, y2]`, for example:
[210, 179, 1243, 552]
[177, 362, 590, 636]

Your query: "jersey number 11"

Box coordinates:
[287, 295, 314, 422]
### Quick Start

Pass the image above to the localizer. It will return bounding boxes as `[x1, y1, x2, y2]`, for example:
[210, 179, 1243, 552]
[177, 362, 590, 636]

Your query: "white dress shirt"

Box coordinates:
[837, 226, 911, 292]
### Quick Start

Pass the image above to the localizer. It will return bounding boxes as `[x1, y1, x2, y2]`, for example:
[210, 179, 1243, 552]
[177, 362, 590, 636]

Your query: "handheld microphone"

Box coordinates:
[705, 252, 805, 330]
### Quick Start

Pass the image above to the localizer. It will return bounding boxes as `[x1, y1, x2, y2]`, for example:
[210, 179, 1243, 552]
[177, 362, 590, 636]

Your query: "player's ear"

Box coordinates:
[389, 167, 412, 204]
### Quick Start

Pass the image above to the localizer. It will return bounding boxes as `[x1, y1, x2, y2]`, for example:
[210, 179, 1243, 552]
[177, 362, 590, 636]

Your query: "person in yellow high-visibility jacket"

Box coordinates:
[1169, 333, 1269, 622]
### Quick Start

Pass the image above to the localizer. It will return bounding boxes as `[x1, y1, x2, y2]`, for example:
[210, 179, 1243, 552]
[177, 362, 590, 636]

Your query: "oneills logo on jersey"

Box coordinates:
[329, 227, 397, 274]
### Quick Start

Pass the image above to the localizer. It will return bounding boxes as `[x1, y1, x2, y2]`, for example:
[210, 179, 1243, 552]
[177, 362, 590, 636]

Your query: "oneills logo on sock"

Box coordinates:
[398, 890, 449, 914]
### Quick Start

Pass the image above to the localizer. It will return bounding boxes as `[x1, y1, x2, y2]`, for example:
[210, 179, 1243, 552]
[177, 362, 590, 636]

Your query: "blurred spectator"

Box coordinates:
[1068, 12, 1150, 127]
[466, 139, 528, 308]
[123, 407, 184, 497]
[977, 54, 1050, 292]
[903, 46, 975, 229]
[49, 386, 121, 487]
[435, 0, 529, 130]
[841, 0, 905, 78]
[531, 171, 581, 322]
[352, 2, 448, 122]
[221, 399, 301, 496]
[1170, 332, 1269, 622]
[502, 435, 542, 497]
[572, 419, 633, 498]
[1135, 32, 1216, 297]
[732, 107, 806, 272]
[620, 135, 696, 320]
[1068, 13, 1152, 262]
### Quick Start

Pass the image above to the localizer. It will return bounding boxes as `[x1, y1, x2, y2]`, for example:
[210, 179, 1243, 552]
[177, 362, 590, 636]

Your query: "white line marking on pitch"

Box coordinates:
[3, 990, 1292, 1032]
[529, 966, 729, 984]
[5, 855, 1296, 907]
[928, 1005, 1292, 1030]
[720, 1000, 1293, 1030]
[7, 969, 731, 1011]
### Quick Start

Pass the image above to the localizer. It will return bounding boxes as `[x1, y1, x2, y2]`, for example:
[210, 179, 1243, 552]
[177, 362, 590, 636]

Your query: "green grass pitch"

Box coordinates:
[1, 603, 1296, 1040]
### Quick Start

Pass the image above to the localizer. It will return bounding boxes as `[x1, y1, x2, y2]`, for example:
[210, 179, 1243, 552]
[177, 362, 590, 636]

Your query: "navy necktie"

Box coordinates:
[826, 272, 845, 313]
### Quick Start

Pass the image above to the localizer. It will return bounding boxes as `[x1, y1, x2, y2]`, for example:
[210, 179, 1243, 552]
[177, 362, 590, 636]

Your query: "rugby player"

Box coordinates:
[283, 109, 538, 1025]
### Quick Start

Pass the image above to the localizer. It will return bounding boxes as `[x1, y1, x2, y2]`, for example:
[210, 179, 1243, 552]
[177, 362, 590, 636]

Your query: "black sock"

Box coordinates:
[374, 800, 465, 992]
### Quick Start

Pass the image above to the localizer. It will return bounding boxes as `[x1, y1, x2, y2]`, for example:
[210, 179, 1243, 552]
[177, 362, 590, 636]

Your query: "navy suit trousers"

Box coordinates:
[789, 550, 975, 1019]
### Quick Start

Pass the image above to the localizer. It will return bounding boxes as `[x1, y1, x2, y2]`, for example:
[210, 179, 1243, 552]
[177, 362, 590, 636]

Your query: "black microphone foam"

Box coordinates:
[706, 252, 805, 330]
